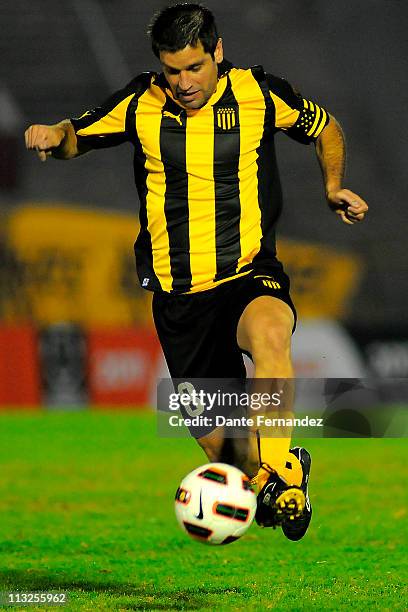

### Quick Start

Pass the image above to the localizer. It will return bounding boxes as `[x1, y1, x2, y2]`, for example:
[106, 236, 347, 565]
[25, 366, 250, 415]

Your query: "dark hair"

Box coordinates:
[148, 3, 219, 58]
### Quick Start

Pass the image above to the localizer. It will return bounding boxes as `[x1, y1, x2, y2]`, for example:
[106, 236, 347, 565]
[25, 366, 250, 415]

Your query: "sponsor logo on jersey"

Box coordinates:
[253, 275, 281, 290]
[162, 110, 183, 126]
[261, 279, 281, 289]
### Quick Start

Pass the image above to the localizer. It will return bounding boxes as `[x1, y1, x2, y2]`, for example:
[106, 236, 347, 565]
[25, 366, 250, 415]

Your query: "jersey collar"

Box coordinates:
[218, 59, 234, 77]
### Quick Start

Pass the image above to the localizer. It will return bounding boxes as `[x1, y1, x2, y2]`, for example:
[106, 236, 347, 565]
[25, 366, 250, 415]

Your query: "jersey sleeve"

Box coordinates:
[70, 73, 152, 149]
[266, 74, 329, 144]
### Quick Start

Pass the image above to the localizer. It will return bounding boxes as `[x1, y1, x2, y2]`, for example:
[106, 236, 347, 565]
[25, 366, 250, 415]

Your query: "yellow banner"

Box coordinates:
[277, 238, 361, 319]
[2, 205, 152, 326]
[1, 205, 361, 324]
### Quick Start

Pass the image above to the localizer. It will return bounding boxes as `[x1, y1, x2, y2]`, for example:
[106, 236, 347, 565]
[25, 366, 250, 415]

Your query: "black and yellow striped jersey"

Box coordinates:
[71, 60, 329, 294]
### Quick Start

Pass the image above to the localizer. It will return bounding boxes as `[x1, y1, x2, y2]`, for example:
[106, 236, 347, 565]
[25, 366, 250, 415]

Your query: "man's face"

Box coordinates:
[160, 39, 223, 110]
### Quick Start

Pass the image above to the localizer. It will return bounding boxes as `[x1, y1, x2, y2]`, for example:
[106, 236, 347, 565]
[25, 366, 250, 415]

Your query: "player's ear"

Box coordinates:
[214, 38, 224, 64]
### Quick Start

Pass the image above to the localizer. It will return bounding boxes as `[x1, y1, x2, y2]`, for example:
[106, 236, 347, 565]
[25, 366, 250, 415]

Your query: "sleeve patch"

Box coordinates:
[287, 99, 329, 143]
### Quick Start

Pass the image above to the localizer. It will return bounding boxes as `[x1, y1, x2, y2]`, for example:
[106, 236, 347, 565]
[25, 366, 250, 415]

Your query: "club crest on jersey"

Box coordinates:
[216, 107, 237, 130]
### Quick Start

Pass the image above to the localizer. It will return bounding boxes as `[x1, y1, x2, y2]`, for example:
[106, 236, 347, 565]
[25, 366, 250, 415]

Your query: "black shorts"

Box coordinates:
[152, 264, 296, 380]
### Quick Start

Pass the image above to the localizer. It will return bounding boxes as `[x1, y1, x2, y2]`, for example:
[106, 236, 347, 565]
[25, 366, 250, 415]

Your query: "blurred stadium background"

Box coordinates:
[0, 0, 407, 408]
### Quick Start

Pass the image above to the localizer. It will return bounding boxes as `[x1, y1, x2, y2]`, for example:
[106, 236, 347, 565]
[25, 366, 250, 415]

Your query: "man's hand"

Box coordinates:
[24, 124, 66, 161]
[327, 188, 368, 225]
[315, 116, 369, 225]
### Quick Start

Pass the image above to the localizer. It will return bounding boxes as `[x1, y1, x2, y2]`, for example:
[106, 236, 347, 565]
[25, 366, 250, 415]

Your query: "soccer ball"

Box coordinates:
[175, 462, 257, 545]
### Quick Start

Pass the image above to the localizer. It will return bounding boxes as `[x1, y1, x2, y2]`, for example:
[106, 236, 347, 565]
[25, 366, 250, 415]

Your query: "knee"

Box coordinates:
[250, 320, 292, 362]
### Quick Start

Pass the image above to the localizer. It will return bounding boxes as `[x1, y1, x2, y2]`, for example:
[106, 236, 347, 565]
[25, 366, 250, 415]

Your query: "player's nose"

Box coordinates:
[178, 71, 193, 92]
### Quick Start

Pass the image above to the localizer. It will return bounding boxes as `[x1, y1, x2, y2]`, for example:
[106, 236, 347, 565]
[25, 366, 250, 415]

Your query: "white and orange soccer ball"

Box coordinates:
[175, 462, 257, 545]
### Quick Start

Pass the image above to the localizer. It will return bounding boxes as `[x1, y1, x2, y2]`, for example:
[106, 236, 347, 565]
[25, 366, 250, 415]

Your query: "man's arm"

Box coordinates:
[315, 115, 368, 225]
[24, 120, 90, 162]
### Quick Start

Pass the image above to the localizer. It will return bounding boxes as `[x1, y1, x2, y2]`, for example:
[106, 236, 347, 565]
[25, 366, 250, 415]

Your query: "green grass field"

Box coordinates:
[0, 412, 407, 611]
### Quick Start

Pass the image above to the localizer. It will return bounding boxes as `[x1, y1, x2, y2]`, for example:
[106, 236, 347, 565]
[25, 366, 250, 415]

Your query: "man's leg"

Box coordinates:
[196, 425, 260, 476]
[236, 291, 313, 538]
[236, 295, 303, 488]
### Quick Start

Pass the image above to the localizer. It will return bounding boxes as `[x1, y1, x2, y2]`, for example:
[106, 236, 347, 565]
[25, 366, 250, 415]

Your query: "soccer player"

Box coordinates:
[25, 3, 368, 541]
